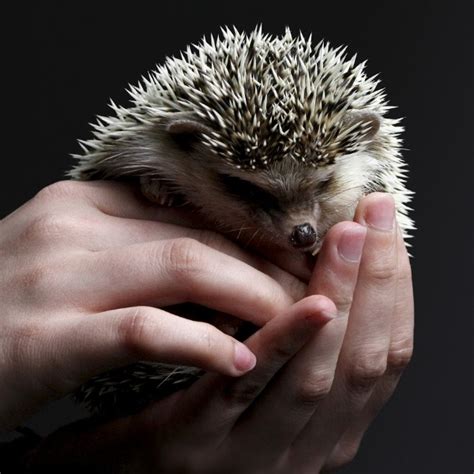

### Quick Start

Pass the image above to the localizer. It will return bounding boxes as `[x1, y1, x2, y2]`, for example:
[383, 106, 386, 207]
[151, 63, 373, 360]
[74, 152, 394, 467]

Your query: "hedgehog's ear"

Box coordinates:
[165, 114, 213, 137]
[344, 110, 381, 141]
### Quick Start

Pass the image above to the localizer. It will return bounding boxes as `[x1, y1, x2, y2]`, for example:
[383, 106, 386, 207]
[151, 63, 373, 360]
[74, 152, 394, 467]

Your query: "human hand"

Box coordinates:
[0, 180, 306, 431]
[24, 193, 413, 473]
[285, 193, 414, 472]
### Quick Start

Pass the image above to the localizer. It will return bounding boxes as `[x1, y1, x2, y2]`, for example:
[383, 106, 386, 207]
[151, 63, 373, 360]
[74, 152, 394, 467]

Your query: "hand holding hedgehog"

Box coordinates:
[0, 190, 414, 472]
[0, 180, 305, 432]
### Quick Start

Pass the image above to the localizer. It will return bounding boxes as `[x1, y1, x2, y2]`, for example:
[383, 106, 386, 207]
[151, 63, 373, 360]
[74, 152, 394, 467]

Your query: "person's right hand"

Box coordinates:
[0, 180, 308, 431]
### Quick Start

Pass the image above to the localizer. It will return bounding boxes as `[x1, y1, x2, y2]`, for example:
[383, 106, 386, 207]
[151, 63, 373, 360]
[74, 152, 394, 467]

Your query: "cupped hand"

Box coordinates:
[25, 193, 414, 473]
[0, 180, 306, 431]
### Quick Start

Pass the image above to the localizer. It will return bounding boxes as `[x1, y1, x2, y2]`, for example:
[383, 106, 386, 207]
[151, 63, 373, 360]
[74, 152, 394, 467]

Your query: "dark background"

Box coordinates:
[3, 2, 473, 473]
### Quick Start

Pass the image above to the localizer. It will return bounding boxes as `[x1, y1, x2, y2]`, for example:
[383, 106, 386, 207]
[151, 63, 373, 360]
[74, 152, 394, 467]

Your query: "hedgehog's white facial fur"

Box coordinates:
[69, 26, 414, 252]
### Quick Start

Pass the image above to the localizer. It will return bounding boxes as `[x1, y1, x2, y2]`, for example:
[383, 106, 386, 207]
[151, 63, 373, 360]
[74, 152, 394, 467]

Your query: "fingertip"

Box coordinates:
[232, 342, 257, 375]
[354, 192, 395, 228]
[357, 192, 395, 208]
[296, 294, 338, 326]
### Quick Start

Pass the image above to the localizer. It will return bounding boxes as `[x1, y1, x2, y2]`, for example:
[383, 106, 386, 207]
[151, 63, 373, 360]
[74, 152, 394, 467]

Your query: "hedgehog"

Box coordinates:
[69, 26, 414, 416]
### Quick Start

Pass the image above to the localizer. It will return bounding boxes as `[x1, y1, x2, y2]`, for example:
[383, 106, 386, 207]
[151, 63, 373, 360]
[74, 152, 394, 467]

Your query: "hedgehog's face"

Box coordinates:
[213, 163, 328, 253]
[156, 114, 381, 254]
[207, 157, 374, 254]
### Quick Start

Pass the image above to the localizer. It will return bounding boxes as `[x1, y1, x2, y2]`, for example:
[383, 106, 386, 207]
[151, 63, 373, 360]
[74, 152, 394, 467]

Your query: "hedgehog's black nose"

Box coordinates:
[290, 223, 317, 248]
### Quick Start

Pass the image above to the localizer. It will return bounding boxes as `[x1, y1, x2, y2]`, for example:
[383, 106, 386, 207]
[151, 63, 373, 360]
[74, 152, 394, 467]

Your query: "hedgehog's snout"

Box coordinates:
[290, 223, 317, 249]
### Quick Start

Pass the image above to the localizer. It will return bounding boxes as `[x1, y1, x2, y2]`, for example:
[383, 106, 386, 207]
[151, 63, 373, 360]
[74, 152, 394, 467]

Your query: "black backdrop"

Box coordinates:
[3, 2, 473, 473]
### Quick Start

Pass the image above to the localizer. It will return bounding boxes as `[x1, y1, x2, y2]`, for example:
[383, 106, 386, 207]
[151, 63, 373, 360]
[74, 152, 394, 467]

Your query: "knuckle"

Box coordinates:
[6, 320, 44, 367]
[295, 371, 334, 406]
[387, 341, 413, 373]
[118, 307, 154, 356]
[23, 213, 73, 242]
[345, 349, 387, 392]
[366, 256, 398, 284]
[162, 238, 204, 279]
[271, 341, 297, 361]
[333, 293, 354, 315]
[18, 263, 55, 299]
[221, 380, 262, 406]
[331, 439, 361, 468]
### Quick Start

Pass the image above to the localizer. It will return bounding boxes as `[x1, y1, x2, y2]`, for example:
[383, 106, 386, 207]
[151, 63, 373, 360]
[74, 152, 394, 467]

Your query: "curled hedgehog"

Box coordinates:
[69, 26, 414, 416]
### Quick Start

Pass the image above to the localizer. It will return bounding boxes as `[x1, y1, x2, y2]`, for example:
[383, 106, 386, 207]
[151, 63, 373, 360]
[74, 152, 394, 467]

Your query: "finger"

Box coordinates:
[83, 179, 310, 278]
[100, 211, 312, 281]
[76, 180, 313, 281]
[162, 295, 337, 450]
[83, 179, 313, 281]
[290, 193, 398, 471]
[137, 210, 313, 281]
[324, 222, 414, 471]
[342, 192, 398, 359]
[42, 305, 258, 395]
[220, 223, 366, 469]
[80, 216, 307, 302]
[75, 238, 295, 326]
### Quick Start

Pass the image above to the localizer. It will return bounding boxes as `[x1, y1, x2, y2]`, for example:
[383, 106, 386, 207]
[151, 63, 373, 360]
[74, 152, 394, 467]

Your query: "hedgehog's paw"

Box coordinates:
[140, 176, 175, 206]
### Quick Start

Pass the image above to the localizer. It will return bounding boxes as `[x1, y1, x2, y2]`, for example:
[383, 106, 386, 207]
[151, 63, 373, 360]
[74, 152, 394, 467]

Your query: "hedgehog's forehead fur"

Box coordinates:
[124, 26, 390, 171]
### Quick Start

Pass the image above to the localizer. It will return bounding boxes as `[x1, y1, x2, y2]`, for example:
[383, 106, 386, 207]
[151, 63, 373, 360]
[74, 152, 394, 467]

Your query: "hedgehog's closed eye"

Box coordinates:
[217, 174, 280, 210]
[317, 176, 332, 193]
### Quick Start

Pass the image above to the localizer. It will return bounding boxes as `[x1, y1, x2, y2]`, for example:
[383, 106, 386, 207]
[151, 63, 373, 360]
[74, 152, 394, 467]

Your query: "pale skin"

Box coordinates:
[0, 181, 414, 472]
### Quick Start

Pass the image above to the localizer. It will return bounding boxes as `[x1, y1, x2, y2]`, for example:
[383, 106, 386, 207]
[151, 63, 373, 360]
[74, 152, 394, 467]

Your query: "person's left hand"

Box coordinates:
[23, 194, 414, 473]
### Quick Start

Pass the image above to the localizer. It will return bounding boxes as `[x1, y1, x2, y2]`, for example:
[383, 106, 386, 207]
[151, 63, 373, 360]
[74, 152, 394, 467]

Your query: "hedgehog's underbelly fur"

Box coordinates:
[75, 362, 203, 417]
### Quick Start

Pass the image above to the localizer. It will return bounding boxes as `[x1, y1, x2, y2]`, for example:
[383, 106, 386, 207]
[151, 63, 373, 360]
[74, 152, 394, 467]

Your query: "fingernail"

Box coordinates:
[338, 227, 367, 262]
[364, 196, 395, 231]
[320, 310, 340, 320]
[234, 343, 257, 373]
